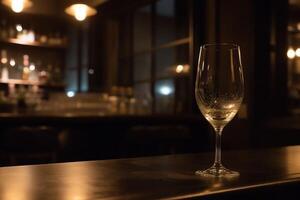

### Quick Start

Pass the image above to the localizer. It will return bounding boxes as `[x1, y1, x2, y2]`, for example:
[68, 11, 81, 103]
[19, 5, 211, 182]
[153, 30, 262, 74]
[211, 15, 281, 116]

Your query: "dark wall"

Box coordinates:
[198, 0, 255, 149]
[90, 16, 119, 91]
[0, 115, 209, 166]
[219, 0, 254, 149]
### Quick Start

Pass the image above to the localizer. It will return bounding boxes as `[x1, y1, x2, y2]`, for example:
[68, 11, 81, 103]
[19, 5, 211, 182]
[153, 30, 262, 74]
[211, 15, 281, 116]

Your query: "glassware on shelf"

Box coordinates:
[29, 63, 38, 81]
[1, 65, 9, 82]
[27, 30, 35, 42]
[1, 50, 8, 65]
[0, 50, 8, 81]
[38, 70, 49, 84]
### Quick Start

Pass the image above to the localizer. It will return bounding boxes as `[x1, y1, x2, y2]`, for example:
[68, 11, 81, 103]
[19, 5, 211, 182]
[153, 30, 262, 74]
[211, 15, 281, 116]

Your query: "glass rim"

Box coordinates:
[201, 43, 240, 50]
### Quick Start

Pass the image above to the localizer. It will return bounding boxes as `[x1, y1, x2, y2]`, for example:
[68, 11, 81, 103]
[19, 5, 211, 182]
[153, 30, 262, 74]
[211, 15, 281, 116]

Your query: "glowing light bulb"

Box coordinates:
[74, 4, 87, 21]
[287, 48, 296, 59]
[65, 3, 97, 21]
[67, 91, 75, 98]
[176, 65, 184, 73]
[1, 58, 7, 64]
[296, 48, 300, 57]
[16, 24, 23, 32]
[23, 66, 29, 73]
[1, 50, 7, 64]
[9, 59, 16, 67]
[11, 0, 24, 13]
[29, 64, 35, 71]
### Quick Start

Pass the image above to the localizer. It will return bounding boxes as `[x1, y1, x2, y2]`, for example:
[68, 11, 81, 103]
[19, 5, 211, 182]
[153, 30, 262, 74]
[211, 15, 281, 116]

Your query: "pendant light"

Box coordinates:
[2, 0, 33, 13]
[65, 3, 97, 21]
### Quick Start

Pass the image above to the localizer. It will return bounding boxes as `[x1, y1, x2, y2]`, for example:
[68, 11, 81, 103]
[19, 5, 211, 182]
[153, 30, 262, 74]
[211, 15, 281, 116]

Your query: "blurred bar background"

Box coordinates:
[0, 0, 297, 166]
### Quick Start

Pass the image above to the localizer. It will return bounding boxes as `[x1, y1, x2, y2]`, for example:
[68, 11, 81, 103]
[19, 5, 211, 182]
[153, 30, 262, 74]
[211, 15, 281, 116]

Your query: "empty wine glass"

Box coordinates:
[195, 43, 244, 177]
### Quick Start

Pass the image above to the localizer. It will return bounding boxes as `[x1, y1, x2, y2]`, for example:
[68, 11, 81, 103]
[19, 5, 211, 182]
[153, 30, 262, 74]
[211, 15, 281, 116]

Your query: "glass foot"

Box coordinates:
[195, 164, 239, 177]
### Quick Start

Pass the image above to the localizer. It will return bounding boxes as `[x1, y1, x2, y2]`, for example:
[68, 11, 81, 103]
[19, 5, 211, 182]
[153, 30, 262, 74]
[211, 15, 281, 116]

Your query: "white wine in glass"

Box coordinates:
[195, 43, 244, 177]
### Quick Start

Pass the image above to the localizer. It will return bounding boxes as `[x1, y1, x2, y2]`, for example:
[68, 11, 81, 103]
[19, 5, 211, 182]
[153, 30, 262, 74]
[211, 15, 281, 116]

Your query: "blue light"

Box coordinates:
[66, 91, 75, 98]
[159, 86, 172, 96]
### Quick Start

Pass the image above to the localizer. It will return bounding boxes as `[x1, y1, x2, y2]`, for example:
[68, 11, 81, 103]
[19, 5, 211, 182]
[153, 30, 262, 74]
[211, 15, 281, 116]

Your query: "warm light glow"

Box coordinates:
[1, 167, 34, 200]
[65, 4, 97, 21]
[2, 0, 32, 13]
[173, 64, 190, 75]
[1, 58, 7, 64]
[297, 23, 300, 31]
[16, 24, 22, 32]
[223, 103, 235, 109]
[23, 55, 29, 66]
[12, 0, 24, 13]
[176, 65, 184, 73]
[1, 50, 7, 64]
[23, 66, 29, 73]
[17, 30, 35, 43]
[287, 49, 296, 59]
[40, 71, 47, 76]
[29, 63, 35, 71]
[159, 86, 172, 96]
[296, 48, 300, 57]
[9, 59, 15, 66]
[288, 25, 294, 32]
[285, 146, 300, 176]
[75, 4, 87, 21]
[27, 30, 35, 42]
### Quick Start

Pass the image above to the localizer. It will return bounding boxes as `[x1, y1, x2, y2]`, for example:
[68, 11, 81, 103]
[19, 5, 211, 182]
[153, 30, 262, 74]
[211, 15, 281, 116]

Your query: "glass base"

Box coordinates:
[195, 164, 239, 177]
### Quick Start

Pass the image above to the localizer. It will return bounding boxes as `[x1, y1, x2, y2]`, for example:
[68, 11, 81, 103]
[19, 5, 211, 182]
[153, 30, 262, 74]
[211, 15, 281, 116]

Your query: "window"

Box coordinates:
[118, 0, 192, 114]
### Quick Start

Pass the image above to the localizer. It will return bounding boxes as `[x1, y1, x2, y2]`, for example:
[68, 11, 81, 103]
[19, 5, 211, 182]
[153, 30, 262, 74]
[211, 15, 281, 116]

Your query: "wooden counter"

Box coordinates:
[0, 146, 300, 199]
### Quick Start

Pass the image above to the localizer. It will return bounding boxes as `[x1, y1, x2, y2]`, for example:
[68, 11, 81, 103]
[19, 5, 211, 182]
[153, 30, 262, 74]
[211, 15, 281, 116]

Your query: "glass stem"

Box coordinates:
[214, 127, 223, 168]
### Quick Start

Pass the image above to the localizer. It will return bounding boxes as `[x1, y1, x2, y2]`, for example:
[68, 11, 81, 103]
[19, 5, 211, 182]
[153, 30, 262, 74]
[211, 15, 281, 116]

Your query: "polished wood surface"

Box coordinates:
[1, 146, 300, 199]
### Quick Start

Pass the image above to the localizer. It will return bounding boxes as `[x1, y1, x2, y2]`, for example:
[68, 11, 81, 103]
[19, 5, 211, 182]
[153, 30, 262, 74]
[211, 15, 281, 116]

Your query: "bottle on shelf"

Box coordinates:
[22, 54, 30, 80]
[1, 50, 9, 81]
[118, 87, 127, 114]
[8, 24, 16, 39]
[8, 58, 16, 79]
[0, 19, 8, 39]
[16, 58, 23, 80]
[27, 29, 35, 43]
[39, 69, 49, 84]
[109, 86, 119, 114]
[29, 62, 38, 81]
[125, 87, 136, 115]
[1, 66, 9, 82]
[51, 65, 62, 84]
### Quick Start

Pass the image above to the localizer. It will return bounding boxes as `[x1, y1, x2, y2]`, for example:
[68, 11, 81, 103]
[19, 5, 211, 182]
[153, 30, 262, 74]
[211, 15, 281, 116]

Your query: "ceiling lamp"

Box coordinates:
[2, 0, 33, 13]
[65, 4, 97, 21]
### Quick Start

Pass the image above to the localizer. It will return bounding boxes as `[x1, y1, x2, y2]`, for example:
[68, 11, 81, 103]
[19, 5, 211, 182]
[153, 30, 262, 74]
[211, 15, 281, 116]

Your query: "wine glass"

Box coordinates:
[195, 43, 244, 177]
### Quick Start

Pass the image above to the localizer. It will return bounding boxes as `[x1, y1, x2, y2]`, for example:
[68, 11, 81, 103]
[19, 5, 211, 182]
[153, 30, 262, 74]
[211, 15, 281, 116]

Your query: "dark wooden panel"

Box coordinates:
[0, 114, 209, 164]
